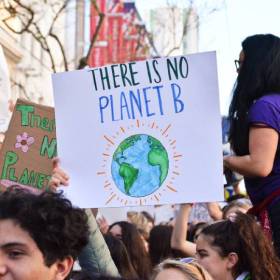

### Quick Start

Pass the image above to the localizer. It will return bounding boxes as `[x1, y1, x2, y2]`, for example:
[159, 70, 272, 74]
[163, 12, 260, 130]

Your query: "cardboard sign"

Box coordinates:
[0, 99, 56, 192]
[52, 51, 224, 208]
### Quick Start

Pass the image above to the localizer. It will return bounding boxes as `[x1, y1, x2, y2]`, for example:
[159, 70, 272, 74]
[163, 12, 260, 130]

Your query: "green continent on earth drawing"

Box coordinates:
[111, 134, 169, 197]
[147, 136, 169, 185]
[119, 162, 139, 194]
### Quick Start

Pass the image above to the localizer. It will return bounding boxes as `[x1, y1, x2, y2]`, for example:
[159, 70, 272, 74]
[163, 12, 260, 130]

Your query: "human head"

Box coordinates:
[109, 221, 151, 279]
[104, 234, 138, 279]
[141, 211, 155, 227]
[196, 213, 280, 280]
[151, 259, 213, 280]
[189, 222, 207, 243]
[0, 188, 89, 280]
[222, 199, 252, 219]
[229, 34, 280, 155]
[127, 211, 152, 240]
[149, 225, 174, 267]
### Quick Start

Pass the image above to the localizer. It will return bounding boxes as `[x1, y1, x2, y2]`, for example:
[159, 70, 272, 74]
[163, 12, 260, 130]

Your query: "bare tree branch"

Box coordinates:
[31, 21, 57, 72]
[10, 78, 30, 100]
[1, 0, 75, 72]
[2, 0, 34, 34]
[48, 0, 70, 71]
[49, 32, 68, 71]
[151, 0, 223, 56]
[48, 0, 69, 34]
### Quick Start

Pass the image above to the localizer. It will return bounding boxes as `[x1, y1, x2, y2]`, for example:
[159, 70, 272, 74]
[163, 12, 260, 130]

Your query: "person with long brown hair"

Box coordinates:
[149, 225, 178, 267]
[196, 212, 280, 280]
[104, 234, 138, 279]
[109, 221, 152, 279]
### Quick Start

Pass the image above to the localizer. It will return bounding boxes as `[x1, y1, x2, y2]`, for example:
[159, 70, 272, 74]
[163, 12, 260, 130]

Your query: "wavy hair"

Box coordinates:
[228, 34, 280, 155]
[200, 213, 280, 280]
[0, 188, 89, 266]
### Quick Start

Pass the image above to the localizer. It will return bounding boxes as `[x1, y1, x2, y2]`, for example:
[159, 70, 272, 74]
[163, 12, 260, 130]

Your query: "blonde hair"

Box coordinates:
[127, 211, 151, 239]
[151, 259, 213, 280]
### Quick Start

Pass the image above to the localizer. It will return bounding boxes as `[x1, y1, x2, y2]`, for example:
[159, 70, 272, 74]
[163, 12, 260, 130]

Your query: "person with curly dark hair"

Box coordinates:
[0, 188, 89, 280]
[196, 212, 280, 280]
[224, 34, 280, 255]
[48, 158, 120, 278]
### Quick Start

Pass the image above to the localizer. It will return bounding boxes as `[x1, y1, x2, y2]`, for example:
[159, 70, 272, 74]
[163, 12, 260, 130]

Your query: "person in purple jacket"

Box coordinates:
[224, 34, 280, 256]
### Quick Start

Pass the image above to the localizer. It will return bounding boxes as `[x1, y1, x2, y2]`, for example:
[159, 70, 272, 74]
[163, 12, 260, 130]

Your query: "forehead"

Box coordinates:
[155, 268, 188, 280]
[196, 234, 215, 250]
[239, 50, 245, 60]
[110, 224, 122, 234]
[196, 234, 207, 245]
[0, 219, 37, 249]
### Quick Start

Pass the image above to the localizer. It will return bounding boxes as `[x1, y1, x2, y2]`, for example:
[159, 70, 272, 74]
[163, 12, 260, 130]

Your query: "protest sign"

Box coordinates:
[0, 45, 12, 133]
[52, 51, 223, 208]
[0, 99, 56, 192]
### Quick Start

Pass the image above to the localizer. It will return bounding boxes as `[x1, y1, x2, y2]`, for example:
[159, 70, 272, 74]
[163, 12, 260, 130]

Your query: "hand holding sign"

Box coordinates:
[48, 157, 69, 191]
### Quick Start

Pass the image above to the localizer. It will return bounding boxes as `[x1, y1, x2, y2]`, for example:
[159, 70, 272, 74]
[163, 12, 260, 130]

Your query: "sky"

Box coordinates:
[135, 0, 280, 115]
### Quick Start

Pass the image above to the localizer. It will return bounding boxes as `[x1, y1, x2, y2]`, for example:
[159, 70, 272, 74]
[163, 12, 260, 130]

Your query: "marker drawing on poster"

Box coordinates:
[0, 99, 56, 192]
[52, 52, 223, 208]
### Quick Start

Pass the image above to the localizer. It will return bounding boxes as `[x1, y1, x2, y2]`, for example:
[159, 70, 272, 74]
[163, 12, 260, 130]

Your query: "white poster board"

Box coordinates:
[52, 51, 223, 208]
[0, 45, 12, 133]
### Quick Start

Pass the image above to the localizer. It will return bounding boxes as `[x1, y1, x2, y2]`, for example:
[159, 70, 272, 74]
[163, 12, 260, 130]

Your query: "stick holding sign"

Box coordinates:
[52, 52, 223, 208]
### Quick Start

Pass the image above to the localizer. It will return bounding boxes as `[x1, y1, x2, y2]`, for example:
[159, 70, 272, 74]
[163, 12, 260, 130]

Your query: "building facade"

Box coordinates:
[149, 6, 199, 56]
[0, 0, 85, 132]
[88, 0, 153, 68]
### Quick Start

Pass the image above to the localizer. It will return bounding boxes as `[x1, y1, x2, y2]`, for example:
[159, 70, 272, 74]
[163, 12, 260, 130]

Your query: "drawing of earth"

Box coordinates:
[111, 134, 169, 197]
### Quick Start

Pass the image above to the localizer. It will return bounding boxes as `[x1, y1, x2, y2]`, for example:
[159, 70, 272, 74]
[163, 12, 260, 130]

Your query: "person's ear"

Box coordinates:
[54, 256, 74, 280]
[226, 252, 239, 270]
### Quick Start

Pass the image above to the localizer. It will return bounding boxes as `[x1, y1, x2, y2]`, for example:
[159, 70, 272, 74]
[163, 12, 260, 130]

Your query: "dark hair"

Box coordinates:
[109, 221, 152, 279]
[229, 34, 280, 155]
[149, 225, 174, 267]
[104, 234, 138, 279]
[0, 189, 89, 267]
[189, 222, 207, 242]
[200, 213, 280, 280]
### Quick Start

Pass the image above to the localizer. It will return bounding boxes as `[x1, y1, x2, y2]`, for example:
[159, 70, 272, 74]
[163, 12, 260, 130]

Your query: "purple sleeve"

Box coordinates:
[248, 100, 280, 133]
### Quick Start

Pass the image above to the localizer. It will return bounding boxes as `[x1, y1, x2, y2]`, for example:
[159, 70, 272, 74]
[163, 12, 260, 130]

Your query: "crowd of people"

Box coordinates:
[1, 33, 280, 280]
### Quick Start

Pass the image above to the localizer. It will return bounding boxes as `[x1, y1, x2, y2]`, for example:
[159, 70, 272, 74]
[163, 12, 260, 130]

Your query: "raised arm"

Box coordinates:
[171, 204, 196, 257]
[224, 127, 278, 177]
[78, 209, 119, 277]
[207, 202, 223, 221]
